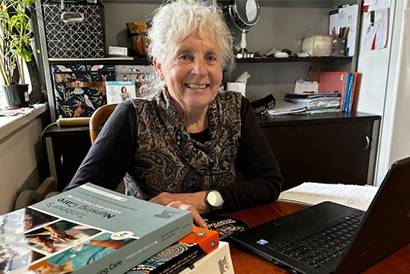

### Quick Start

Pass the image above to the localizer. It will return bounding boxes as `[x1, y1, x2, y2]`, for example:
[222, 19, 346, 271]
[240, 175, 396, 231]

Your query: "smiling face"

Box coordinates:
[154, 28, 223, 115]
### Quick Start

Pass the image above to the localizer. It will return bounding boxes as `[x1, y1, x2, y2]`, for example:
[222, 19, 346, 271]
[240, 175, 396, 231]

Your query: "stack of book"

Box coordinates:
[0, 183, 235, 274]
[318, 71, 358, 112]
[284, 92, 341, 113]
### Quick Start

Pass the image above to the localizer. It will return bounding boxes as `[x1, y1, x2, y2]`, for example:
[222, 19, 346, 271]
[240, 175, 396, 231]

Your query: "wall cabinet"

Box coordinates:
[44, 112, 379, 191]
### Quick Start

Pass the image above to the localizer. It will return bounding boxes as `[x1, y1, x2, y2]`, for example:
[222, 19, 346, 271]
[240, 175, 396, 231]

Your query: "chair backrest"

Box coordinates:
[89, 103, 118, 143]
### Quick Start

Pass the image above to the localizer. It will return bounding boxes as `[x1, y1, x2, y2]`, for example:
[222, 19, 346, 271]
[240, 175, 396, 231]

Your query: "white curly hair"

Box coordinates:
[139, 0, 235, 98]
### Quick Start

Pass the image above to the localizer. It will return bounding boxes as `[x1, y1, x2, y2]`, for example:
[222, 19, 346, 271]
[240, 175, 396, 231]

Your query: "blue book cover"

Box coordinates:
[0, 183, 192, 274]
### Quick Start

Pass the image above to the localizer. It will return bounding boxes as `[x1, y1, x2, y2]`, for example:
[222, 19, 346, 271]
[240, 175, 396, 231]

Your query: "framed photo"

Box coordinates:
[105, 81, 136, 104]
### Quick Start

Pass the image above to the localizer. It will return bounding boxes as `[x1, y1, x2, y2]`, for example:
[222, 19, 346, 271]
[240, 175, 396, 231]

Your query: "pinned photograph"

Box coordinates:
[105, 81, 136, 104]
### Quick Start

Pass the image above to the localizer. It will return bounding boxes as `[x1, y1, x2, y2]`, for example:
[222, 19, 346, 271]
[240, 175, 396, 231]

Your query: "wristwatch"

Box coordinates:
[205, 190, 224, 210]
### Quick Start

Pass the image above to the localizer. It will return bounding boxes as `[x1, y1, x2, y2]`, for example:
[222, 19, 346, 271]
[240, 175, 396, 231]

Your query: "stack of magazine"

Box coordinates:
[284, 92, 341, 114]
[0, 183, 235, 274]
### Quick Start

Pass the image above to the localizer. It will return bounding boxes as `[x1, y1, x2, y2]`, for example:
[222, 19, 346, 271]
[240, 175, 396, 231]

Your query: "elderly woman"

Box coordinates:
[68, 0, 282, 227]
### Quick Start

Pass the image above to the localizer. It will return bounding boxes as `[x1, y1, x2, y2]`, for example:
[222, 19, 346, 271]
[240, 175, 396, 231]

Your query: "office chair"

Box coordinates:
[89, 103, 125, 193]
[14, 104, 121, 210]
[89, 103, 118, 143]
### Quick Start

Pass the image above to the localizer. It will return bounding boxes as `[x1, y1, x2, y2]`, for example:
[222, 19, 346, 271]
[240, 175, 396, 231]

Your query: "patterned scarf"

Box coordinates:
[125, 89, 242, 199]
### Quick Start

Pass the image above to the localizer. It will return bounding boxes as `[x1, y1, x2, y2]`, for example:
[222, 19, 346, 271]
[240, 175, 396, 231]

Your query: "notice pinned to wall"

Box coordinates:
[363, 7, 390, 51]
[362, 0, 390, 51]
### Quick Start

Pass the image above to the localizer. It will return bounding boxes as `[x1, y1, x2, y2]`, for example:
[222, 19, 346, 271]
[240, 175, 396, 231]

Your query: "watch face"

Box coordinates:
[207, 190, 223, 208]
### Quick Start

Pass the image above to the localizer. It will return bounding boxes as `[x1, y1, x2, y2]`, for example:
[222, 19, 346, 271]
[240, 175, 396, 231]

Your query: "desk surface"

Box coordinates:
[226, 202, 410, 274]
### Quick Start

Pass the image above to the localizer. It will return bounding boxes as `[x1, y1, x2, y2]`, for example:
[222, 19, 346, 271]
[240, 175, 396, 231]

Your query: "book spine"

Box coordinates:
[344, 73, 355, 112]
[154, 244, 206, 274]
[348, 73, 358, 111]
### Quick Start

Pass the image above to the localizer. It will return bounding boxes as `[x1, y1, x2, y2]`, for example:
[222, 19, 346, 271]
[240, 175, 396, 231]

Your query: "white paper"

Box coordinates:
[364, 0, 378, 6]
[368, 0, 390, 11]
[267, 100, 305, 115]
[364, 23, 377, 50]
[375, 8, 389, 49]
[236, 71, 250, 83]
[279, 182, 379, 211]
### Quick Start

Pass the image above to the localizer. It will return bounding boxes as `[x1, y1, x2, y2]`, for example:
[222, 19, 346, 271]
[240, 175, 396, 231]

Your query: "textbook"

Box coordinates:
[0, 183, 192, 274]
[127, 226, 219, 274]
[179, 241, 234, 274]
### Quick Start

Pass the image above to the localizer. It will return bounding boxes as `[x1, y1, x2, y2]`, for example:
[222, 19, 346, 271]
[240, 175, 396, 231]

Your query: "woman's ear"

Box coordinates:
[153, 58, 164, 81]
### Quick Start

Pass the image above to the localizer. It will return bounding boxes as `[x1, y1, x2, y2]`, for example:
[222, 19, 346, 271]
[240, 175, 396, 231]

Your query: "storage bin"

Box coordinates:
[126, 21, 148, 57]
[51, 64, 115, 118]
[42, 2, 106, 58]
[301, 35, 332, 57]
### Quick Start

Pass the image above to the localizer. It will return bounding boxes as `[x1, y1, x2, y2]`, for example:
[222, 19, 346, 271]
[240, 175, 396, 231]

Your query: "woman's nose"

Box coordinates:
[191, 59, 207, 76]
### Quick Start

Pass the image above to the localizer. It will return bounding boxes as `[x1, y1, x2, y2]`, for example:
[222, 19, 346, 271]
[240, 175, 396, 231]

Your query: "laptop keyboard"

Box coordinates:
[269, 212, 364, 269]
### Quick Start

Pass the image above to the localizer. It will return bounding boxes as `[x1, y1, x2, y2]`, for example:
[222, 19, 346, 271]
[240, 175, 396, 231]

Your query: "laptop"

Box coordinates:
[230, 157, 410, 274]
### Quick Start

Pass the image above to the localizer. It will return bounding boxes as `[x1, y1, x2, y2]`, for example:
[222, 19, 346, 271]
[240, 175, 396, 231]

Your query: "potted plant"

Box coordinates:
[0, 0, 42, 108]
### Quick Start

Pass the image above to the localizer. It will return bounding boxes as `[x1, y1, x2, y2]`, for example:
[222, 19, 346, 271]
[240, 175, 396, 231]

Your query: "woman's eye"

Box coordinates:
[178, 55, 190, 60]
[207, 55, 217, 62]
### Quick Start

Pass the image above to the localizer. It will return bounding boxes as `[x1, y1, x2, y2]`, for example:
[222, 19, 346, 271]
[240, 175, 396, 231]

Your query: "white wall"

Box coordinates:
[356, 0, 410, 185]
[389, 1, 410, 167]
[0, 119, 42, 214]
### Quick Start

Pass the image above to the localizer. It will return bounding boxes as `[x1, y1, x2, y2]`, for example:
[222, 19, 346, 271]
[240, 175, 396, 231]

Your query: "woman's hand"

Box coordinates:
[44, 224, 77, 241]
[165, 201, 207, 228]
[25, 236, 56, 253]
[149, 191, 211, 214]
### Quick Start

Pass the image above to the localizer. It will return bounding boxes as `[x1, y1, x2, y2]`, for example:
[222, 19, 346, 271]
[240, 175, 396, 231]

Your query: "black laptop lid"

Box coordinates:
[335, 157, 410, 274]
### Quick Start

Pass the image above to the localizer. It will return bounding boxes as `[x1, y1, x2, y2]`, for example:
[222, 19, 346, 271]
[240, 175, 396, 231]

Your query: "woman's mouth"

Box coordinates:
[186, 83, 209, 89]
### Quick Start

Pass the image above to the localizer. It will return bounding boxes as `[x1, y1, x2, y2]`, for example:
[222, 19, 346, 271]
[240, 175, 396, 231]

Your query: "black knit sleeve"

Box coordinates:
[215, 96, 283, 212]
[66, 100, 137, 191]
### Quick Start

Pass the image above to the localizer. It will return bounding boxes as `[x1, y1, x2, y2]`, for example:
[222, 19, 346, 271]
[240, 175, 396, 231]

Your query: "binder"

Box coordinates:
[318, 71, 349, 110]
[319, 71, 358, 112]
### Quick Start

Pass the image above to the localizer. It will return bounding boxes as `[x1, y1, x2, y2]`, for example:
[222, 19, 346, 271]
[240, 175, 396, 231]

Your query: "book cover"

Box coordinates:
[179, 242, 234, 274]
[343, 73, 355, 112]
[0, 183, 192, 274]
[106, 81, 137, 104]
[127, 226, 219, 274]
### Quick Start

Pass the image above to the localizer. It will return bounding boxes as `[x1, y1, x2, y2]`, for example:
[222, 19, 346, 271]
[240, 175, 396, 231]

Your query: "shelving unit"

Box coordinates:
[235, 56, 353, 63]
[36, 0, 380, 190]
[47, 56, 352, 66]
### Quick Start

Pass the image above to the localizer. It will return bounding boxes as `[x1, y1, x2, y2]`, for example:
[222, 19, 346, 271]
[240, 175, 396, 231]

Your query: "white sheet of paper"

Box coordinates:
[375, 8, 389, 49]
[368, 0, 390, 11]
[363, 16, 377, 51]
[364, 0, 378, 6]
[279, 182, 379, 211]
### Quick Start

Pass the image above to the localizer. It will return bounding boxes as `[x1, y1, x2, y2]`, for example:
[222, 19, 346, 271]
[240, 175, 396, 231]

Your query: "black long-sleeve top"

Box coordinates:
[68, 96, 282, 212]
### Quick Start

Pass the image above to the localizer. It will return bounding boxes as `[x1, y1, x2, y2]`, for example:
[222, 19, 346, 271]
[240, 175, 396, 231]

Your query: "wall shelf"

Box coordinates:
[48, 56, 352, 66]
[236, 56, 352, 63]
[48, 57, 150, 66]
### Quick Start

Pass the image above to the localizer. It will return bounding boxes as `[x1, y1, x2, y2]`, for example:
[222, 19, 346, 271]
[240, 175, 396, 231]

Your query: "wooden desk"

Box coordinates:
[226, 202, 410, 274]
